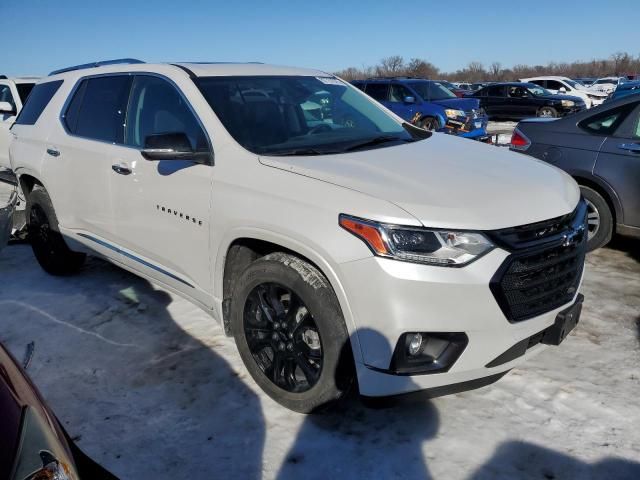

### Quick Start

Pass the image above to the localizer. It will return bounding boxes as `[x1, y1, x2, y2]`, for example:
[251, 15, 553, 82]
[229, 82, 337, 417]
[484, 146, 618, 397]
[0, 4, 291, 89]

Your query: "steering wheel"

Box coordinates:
[307, 124, 332, 135]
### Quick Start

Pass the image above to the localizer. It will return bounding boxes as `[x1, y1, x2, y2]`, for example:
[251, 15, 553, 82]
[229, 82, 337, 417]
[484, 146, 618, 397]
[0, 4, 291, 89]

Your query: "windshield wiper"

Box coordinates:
[342, 135, 411, 153]
[267, 147, 339, 156]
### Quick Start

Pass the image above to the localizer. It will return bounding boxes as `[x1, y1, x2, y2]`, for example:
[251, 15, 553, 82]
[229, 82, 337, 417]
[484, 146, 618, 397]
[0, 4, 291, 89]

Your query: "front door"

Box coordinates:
[0, 82, 18, 169]
[387, 83, 417, 121]
[111, 74, 214, 306]
[595, 103, 640, 227]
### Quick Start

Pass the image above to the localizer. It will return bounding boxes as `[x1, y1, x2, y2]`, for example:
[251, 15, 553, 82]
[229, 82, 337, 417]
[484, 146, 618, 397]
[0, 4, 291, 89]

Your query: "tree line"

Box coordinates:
[334, 52, 640, 82]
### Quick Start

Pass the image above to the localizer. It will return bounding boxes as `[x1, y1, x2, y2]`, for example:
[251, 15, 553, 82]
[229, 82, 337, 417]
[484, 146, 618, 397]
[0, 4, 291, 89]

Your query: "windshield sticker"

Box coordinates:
[316, 77, 344, 86]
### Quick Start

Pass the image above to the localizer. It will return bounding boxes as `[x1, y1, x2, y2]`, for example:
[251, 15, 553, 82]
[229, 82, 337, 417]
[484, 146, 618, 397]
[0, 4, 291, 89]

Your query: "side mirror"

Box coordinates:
[403, 96, 416, 104]
[141, 132, 206, 162]
[0, 101, 16, 115]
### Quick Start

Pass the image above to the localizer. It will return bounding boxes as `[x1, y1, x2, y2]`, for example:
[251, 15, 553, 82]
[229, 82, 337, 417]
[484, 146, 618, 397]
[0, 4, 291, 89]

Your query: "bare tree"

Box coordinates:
[489, 62, 502, 80]
[405, 58, 439, 78]
[376, 56, 405, 76]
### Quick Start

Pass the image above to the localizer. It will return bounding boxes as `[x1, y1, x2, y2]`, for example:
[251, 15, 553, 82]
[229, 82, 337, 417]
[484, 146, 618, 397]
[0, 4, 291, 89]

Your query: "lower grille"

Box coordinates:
[489, 201, 588, 322]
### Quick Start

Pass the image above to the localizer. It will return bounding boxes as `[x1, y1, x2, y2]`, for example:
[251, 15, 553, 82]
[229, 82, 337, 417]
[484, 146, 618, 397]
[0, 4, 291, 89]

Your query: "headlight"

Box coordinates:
[444, 109, 466, 118]
[561, 100, 575, 107]
[339, 214, 494, 266]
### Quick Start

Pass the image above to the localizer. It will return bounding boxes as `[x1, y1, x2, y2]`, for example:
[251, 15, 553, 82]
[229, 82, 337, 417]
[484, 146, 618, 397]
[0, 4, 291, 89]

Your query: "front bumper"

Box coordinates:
[339, 247, 584, 397]
[440, 113, 489, 139]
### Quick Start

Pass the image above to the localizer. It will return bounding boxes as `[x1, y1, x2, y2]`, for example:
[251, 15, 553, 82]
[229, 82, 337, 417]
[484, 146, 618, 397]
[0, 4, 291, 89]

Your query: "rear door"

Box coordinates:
[507, 85, 537, 118]
[594, 102, 640, 227]
[111, 74, 214, 306]
[484, 85, 507, 117]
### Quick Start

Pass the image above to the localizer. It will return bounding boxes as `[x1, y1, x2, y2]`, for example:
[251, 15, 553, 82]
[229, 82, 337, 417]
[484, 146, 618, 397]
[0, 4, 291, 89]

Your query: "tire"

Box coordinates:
[580, 185, 613, 251]
[230, 252, 353, 413]
[26, 185, 85, 275]
[537, 106, 558, 118]
[418, 116, 439, 131]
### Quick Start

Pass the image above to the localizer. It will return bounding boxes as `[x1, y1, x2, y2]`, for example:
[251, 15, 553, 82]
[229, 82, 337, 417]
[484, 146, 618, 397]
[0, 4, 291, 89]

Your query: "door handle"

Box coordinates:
[111, 164, 132, 175]
[618, 143, 640, 153]
[46, 148, 60, 157]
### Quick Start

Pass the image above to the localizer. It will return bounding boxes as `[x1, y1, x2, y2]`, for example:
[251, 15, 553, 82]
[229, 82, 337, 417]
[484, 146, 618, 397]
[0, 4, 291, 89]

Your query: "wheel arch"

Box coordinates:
[216, 230, 364, 363]
[572, 174, 621, 227]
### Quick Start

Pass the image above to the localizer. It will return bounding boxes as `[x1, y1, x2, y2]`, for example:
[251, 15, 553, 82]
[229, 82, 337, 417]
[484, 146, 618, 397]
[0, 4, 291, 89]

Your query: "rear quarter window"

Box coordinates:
[14, 80, 63, 126]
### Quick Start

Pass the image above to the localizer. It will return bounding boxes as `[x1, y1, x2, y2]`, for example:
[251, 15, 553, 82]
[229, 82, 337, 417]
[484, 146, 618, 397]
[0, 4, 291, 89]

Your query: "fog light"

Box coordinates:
[408, 333, 423, 356]
[390, 332, 469, 375]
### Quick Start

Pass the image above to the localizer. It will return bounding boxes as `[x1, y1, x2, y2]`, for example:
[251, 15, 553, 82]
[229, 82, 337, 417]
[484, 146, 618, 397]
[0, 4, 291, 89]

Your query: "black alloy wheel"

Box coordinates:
[243, 282, 323, 393]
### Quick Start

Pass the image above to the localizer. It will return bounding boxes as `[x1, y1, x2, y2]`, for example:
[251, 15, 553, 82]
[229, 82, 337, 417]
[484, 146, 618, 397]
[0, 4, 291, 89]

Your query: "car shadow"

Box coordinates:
[276, 328, 440, 480]
[606, 235, 640, 263]
[469, 440, 640, 480]
[0, 245, 265, 479]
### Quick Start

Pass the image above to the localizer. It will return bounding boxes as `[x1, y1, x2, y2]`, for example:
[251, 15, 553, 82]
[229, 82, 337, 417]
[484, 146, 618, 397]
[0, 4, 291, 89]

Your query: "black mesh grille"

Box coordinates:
[489, 201, 588, 322]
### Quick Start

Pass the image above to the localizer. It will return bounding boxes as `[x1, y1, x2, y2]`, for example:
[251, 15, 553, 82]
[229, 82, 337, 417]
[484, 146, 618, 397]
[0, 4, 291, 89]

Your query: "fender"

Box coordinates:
[214, 226, 366, 365]
[571, 171, 623, 223]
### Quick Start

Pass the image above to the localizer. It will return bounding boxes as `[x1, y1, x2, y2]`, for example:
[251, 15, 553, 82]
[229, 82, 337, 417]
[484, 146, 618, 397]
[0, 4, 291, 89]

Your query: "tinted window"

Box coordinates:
[125, 75, 208, 151]
[15, 80, 63, 126]
[546, 80, 566, 91]
[351, 82, 365, 92]
[0, 85, 15, 109]
[389, 84, 413, 102]
[66, 76, 131, 143]
[529, 80, 545, 88]
[16, 83, 35, 104]
[508, 86, 529, 98]
[487, 85, 505, 96]
[579, 105, 634, 135]
[364, 83, 389, 101]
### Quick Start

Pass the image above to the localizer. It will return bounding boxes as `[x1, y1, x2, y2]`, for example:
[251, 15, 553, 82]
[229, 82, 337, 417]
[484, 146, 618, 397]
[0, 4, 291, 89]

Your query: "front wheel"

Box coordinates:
[537, 106, 558, 118]
[418, 117, 439, 131]
[230, 253, 353, 413]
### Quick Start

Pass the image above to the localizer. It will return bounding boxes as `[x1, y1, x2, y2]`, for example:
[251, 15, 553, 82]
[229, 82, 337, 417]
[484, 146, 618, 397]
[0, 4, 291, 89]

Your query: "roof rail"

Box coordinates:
[49, 58, 145, 76]
[363, 76, 426, 80]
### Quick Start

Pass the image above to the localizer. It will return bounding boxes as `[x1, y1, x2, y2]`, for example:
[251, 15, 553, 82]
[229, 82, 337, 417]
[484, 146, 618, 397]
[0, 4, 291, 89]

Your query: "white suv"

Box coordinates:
[520, 76, 607, 108]
[1, 76, 39, 169]
[10, 60, 587, 412]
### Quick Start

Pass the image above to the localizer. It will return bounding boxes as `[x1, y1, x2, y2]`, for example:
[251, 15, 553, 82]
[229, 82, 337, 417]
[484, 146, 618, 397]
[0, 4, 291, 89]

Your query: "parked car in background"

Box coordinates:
[10, 60, 586, 412]
[573, 77, 596, 87]
[470, 82, 489, 91]
[510, 94, 640, 250]
[435, 79, 467, 97]
[520, 76, 607, 108]
[588, 77, 625, 95]
[609, 80, 640, 101]
[0, 342, 115, 479]
[468, 82, 586, 120]
[0, 76, 39, 169]
[454, 82, 472, 91]
[352, 78, 489, 140]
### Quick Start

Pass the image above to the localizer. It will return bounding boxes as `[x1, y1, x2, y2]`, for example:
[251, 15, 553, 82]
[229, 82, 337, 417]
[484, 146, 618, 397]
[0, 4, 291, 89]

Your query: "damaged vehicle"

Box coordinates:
[10, 60, 586, 413]
[0, 342, 116, 479]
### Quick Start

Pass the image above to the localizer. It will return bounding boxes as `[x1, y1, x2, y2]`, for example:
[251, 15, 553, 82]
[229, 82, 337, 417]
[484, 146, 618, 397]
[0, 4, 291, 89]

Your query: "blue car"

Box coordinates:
[352, 78, 489, 141]
[608, 80, 640, 101]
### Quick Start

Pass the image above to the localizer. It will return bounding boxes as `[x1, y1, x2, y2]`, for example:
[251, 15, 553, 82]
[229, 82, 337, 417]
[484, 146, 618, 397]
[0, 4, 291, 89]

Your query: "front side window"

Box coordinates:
[529, 80, 545, 88]
[407, 81, 456, 101]
[65, 75, 131, 143]
[508, 86, 529, 98]
[195, 76, 414, 155]
[0, 85, 15, 109]
[546, 80, 566, 91]
[389, 84, 414, 102]
[125, 75, 208, 152]
[526, 85, 551, 96]
[15, 80, 63, 125]
[487, 85, 505, 97]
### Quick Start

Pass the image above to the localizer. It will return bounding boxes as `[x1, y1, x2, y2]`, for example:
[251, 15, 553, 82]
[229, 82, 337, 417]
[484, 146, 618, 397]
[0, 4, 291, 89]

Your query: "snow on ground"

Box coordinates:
[1, 239, 639, 480]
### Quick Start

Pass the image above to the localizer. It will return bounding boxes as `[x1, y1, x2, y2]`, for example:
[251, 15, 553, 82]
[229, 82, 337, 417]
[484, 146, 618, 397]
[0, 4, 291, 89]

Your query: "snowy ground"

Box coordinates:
[1, 238, 639, 480]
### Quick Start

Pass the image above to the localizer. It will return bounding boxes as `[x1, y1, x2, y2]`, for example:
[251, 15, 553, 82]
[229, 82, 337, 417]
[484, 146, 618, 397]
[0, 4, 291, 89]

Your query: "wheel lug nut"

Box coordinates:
[287, 343, 293, 351]
[272, 333, 279, 340]
[288, 332, 293, 339]
[273, 322, 279, 330]
[278, 342, 285, 351]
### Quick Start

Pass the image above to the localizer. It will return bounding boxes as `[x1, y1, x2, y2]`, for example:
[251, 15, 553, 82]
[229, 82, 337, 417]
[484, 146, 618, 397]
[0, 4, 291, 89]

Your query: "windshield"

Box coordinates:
[527, 85, 552, 96]
[407, 81, 457, 101]
[195, 76, 415, 155]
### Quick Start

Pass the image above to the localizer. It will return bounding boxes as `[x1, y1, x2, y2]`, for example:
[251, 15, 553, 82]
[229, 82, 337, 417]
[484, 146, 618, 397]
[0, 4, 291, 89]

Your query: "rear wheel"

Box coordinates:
[580, 185, 613, 251]
[537, 106, 558, 118]
[230, 253, 353, 413]
[27, 185, 85, 275]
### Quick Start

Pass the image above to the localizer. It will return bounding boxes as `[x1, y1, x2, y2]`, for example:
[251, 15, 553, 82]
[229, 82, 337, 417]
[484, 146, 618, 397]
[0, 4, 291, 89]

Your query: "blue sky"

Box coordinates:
[3, 0, 639, 77]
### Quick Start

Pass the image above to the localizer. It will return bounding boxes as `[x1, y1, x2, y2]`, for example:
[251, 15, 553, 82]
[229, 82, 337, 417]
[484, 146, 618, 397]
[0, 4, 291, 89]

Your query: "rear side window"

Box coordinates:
[487, 85, 505, 96]
[579, 104, 635, 135]
[365, 83, 389, 102]
[15, 80, 63, 125]
[64, 75, 132, 143]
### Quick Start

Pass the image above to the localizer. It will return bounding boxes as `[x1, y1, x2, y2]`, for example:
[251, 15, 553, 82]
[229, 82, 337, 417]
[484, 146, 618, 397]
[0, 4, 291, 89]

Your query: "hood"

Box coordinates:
[259, 134, 579, 230]
[540, 93, 585, 102]
[431, 97, 480, 111]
